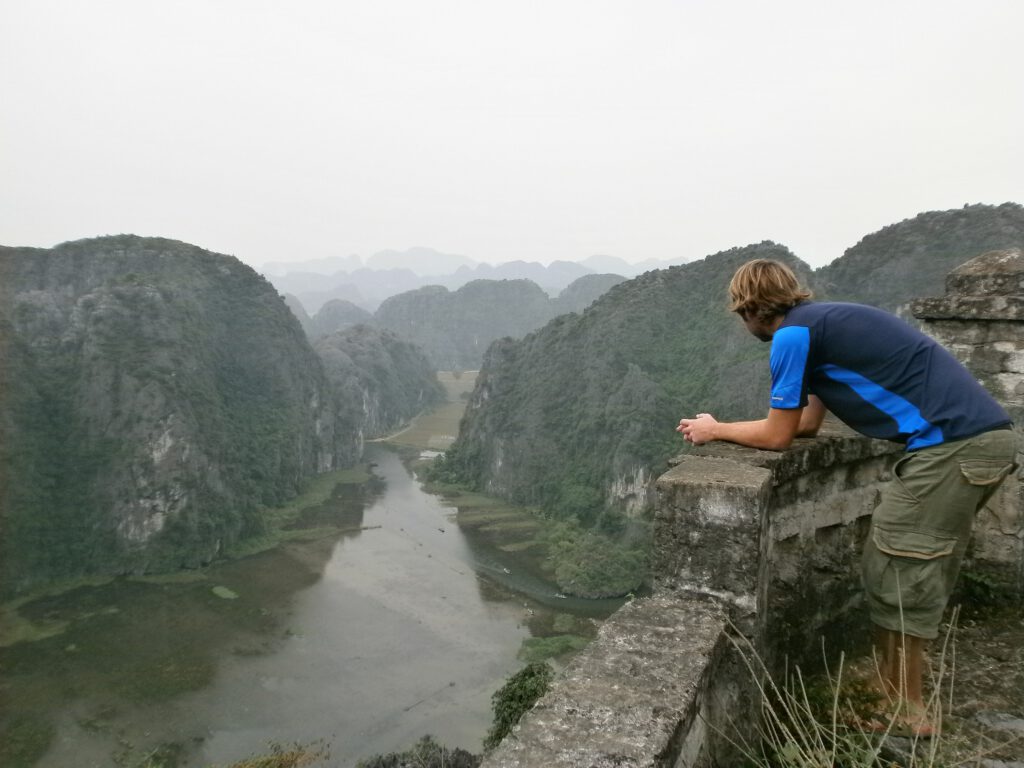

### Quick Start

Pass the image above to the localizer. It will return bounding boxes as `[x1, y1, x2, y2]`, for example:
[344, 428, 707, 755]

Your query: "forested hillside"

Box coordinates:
[553, 273, 628, 316]
[818, 202, 1024, 310]
[0, 236, 440, 596]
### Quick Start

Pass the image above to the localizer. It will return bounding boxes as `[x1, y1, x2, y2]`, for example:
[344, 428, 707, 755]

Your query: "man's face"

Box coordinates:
[738, 309, 774, 342]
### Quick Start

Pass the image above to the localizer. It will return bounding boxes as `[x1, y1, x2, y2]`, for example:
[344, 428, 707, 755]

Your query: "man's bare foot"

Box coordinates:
[855, 703, 936, 739]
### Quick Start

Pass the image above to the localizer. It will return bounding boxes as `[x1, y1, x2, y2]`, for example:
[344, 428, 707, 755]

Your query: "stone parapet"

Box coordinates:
[659, 427, 900, 669]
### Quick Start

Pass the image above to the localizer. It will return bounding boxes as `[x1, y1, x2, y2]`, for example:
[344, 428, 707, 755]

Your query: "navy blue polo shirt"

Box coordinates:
[770, 302, 1011, 450]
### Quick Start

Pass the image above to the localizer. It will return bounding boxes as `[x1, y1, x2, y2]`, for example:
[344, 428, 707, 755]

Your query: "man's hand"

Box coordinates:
[676, 413, 718, 445]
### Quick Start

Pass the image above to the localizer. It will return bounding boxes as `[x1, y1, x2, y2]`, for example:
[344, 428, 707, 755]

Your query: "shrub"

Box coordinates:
[484, 663, 553, 751]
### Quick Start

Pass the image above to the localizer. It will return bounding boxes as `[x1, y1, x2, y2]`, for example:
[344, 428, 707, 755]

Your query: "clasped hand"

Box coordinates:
[676, 413, 717, 445]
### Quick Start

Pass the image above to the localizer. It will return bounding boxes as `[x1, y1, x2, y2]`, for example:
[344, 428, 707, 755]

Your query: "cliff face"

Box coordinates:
[314, 324, 445, 441]
[0, 236, 358, 595]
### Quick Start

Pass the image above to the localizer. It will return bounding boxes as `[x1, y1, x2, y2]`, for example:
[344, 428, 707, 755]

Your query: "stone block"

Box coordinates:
[653, 455, 770, 608]
[944, 248, 1024, 296]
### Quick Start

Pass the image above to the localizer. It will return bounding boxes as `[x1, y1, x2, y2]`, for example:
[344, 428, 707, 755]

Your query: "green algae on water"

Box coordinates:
[0, 712, 56, 768]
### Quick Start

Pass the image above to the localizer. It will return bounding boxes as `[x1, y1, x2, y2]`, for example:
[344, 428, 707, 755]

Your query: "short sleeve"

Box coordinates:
[769, 326, 810, 409]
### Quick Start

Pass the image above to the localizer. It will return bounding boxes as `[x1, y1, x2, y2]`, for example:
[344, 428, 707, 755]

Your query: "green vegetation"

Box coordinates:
[540, 518, 649, 598]
[0, 713, 55, 768]
[484, 662, 554, 751]
[356, 736, 480, 768]
[517, 634, 591, 663]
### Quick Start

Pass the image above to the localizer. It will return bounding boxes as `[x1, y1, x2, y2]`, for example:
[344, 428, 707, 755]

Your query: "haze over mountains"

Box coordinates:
[294, 273, 629, 370]
[263, 248, 687, 314]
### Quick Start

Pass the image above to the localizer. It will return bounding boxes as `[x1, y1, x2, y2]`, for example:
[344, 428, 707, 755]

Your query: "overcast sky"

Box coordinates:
[2, 1, 1022, 270]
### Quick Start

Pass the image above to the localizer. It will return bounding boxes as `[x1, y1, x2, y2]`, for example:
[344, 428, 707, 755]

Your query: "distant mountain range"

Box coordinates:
[262, 248, 689, 314]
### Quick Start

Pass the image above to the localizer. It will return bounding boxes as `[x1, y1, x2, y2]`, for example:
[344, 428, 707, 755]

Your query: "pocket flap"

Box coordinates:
[959, 460, 1015, 487]
[872, 526, 956, 560]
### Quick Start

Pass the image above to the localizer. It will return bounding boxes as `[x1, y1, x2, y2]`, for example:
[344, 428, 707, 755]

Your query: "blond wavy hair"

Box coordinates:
[728, 259, 812, 322]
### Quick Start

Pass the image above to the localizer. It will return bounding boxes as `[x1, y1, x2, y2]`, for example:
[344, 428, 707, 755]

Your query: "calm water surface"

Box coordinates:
[2, 444, 621, 767]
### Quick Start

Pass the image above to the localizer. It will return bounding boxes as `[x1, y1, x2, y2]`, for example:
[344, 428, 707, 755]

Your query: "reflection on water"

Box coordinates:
[0, 445, 622, 768]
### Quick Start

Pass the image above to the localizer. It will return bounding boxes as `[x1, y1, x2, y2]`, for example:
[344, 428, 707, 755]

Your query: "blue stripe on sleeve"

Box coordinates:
[819, 364, 944, 449]
[769, 326, 810, 409]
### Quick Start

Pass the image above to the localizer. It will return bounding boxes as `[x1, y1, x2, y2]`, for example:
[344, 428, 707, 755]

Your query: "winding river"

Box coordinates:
[1, 444, 622, 767]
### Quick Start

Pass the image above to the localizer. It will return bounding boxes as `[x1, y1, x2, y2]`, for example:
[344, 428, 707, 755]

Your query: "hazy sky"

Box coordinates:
[3, 1, 1022, 270]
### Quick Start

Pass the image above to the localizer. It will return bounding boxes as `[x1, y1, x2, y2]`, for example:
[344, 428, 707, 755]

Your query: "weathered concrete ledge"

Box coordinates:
[481, 594, 729, 768]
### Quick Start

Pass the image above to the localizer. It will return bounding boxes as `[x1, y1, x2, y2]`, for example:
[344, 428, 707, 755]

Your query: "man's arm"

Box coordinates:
[796, 395, 826, 437]
[677, 396, 826, 451]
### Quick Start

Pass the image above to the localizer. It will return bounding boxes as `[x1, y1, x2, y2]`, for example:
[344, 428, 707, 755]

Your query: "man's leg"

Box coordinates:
[865, 431, 1016, 718]
[873, 625, 929, 730]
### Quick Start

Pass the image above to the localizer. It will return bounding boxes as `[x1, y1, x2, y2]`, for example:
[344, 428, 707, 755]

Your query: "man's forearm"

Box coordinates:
[712, 418, 796, 451]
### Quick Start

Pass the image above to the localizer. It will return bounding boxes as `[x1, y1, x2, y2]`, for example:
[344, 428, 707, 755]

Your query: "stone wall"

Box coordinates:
[482, 249, 1023, 768]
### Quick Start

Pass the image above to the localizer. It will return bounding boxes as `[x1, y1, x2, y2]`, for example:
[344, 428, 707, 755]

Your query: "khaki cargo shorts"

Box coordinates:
[862, 428, 1017, 639]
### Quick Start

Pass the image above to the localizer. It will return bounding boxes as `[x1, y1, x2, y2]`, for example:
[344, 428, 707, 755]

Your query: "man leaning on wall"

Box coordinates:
[676, 259, 1017, 736]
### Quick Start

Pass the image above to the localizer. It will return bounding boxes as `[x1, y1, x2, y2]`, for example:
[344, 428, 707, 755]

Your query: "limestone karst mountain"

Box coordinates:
[315, 325, 445, 439]
[307, 298, 374, 340]
[297, 274, 628, 369]
[0, 235, 442, 596]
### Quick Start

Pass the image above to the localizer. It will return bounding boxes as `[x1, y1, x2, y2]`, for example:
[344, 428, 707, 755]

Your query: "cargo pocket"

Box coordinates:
[960, 459, 1017, 510]
[872, 526, 956, 561]
[959, 460, 1015, 487]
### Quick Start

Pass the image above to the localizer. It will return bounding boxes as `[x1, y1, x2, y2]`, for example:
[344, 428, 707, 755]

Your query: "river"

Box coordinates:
[1, 444, 623, 767]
